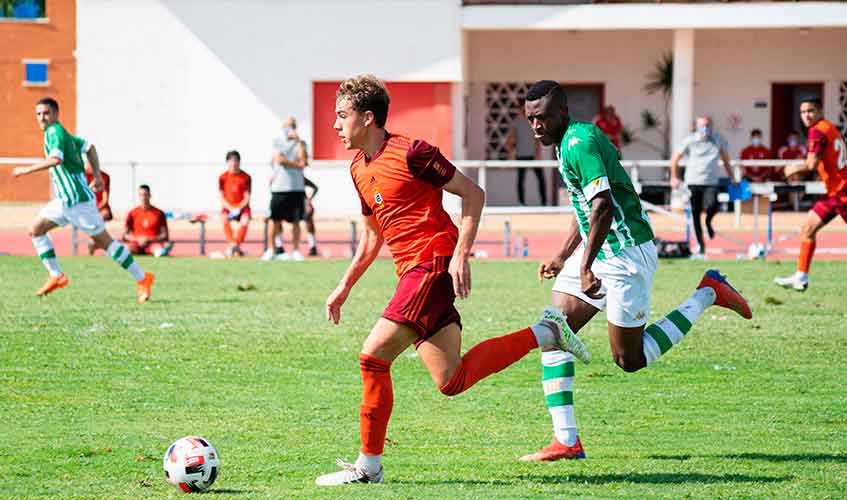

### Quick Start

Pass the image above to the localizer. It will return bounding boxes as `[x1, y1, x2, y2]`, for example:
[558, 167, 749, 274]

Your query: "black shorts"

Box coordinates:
[269, 192, 306, 222]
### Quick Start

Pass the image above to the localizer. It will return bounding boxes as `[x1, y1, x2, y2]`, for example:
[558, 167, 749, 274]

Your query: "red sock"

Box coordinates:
[222, 221, 235, 244]
[439, 328, 537, 396]
[359, 353, 393, 456]
[235, 224, 248, 245]
[798, 239, 815, 273]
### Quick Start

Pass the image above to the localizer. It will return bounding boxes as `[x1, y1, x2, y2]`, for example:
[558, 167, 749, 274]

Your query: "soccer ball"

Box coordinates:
[747, 243, 766, 260]
[163, 436, 220, 493]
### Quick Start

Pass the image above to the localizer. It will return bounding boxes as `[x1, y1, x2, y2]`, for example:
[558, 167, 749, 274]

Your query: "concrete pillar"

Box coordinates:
[671, 29, 695, 156]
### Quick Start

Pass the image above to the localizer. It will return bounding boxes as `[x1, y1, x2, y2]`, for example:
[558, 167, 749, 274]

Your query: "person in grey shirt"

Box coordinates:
[670, 116, 735, 259]
[508, 101, 547, 205]
[264, 116, 307, 261]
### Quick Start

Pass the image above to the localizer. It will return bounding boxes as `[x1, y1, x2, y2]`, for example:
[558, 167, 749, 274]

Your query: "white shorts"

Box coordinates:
[39, 198, 106, 237]
[552, 241, 658, 328]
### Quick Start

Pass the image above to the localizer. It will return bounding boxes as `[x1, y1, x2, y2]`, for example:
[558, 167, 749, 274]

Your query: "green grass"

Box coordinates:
[0, 256, 845, 499]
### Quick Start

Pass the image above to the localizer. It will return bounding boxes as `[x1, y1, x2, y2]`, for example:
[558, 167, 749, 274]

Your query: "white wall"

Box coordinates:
[77, 0, 461, 213]
[694, 28, 847, 157]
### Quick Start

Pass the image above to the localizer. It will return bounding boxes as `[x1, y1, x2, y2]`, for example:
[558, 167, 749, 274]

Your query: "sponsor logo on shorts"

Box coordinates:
[634, 311, 646, 321]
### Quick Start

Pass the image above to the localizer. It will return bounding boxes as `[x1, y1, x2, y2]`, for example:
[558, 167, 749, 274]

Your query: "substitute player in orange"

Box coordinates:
[123, 184, 172, 257]
[775, 97, 847, 291]
[219, 150, 252, 257]
[85, 165, 113, 255]
[314, 75, 590, 486]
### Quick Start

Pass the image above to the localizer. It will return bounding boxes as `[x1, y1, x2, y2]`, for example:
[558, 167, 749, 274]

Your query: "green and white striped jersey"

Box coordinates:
[43, 122, 94, 207]
[556, 120, 654, 260]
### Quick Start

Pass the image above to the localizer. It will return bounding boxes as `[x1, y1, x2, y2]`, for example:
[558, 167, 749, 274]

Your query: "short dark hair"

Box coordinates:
[139, 184, 151, 192]
[787, 130, 799, 136]
[751, 128, 763, 136]
[36, 97, 59, 112]
[226, 150, 240, 161]
[526, 80, 567, 106]
[800, 96, 822, 109]
[337, 74, 390, 128]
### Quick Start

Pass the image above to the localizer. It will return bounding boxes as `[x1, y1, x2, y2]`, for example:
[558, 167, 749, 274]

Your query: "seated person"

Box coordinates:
[779, 130, 811, 181]
[85, 165, 112, 256]
[740, 128, 773, 182]
[123, 184, 172, 257]
[219, 150, 251, 257]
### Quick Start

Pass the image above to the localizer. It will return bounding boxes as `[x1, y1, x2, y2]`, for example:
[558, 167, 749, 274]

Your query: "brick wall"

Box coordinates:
[0, 0, 76, 202]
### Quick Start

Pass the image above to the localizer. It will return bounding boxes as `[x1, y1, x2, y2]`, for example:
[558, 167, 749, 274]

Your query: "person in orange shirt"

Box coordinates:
[218, 150, 252, 257]
[123, 184, 172, 257]
[85, 165, 113, 255]
[740, 128, 773, 182]
[775, 97, 847, 291]
[593, 105, 623, 153]
[314, 75, 589, 487]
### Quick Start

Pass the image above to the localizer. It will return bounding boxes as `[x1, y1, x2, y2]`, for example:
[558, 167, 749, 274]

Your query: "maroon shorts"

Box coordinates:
[382, 256, 461, 348]
[812, 194, 847, 224]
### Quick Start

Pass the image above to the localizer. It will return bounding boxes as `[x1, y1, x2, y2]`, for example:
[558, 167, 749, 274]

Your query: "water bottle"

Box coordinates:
[521, 237, 529, 258]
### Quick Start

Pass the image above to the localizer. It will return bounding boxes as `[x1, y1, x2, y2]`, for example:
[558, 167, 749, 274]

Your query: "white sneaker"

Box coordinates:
[315, 459, 384, 486]
[290, 250, 304, 261]
[261, 249, 275, 261]
[275, 252, 292, 261]
[690, 252, 706, 261]
[774, 274, 808, 292]
[225, 245, 236, 258]
[535, 307, 591, 364]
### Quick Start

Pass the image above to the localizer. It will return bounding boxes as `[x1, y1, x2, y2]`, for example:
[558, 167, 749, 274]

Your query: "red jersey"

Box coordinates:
[740, 145, 773, 180]
[593, 115, 622, 149]
[778, 144, 807, 160]
[125, 205, 168, 241]
[219, 170, 251, 206]
[350, 133, 458, 277]
[85, 170, 110, 206]
[808, 119, 847, 198]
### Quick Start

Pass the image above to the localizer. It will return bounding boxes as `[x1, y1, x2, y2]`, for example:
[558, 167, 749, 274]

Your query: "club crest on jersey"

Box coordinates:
[568, 137, 582, 149]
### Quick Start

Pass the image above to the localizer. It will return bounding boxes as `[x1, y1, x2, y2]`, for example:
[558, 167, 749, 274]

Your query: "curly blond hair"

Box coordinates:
[336, 74, 391, 128]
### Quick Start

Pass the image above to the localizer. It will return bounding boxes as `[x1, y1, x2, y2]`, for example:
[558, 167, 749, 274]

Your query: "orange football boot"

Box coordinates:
[35, 273, 69, 296]
[697, 269, 752, 319]
[519, 437, 586, 462]
[136, 272, 155, 304]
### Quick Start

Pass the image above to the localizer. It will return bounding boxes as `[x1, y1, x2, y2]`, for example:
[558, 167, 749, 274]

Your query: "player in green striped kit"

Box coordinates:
[12, 97, 155, 302]
[518, 81, 752, 461]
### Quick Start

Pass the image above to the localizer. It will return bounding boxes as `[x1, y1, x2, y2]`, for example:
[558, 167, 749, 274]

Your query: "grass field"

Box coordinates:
[1, 256, 845, 499]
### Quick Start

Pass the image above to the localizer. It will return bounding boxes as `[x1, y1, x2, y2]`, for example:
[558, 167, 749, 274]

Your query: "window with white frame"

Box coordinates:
[22, 59, 49, 86]
[1, 0, 46, 19]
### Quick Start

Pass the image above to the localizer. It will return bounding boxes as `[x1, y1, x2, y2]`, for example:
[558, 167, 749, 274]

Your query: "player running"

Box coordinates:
[11, 97, 154, 302]
[518, 81, 752, 462]
[314, 75, 589, 486]
[774, 97, 847, 291]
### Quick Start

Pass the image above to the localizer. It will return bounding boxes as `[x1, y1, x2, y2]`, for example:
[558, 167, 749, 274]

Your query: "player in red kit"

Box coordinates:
[775, 97, 847, 291]
[218, 150, 252, 257]
[314, 75, 590, 486]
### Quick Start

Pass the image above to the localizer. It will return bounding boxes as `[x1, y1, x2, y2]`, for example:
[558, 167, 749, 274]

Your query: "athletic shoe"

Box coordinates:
[690, 252, 706, 261]
[290, 250, 304, 262]
[315, 459, 384, 486]
[155, 242, 174, 258]
[36, 273, 69, 296]
[261, 249, 275, 261]
[519, 437, 586, 462]
[136, 272, 155, 304]
[225, 245, 237, 258]
[536, 307, 591, 364]
[697, 269, 752, 319]
[275, 252, 292, 261]
[774, 274, 808, 292]
[308, 246, 319, 257]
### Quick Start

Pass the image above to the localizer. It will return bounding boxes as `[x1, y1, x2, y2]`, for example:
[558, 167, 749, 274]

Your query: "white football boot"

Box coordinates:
[774, 273, 808, 292]
[315, 459, 384, 486]
[535, 307, 591, 364]
[261, 249, 275, 261]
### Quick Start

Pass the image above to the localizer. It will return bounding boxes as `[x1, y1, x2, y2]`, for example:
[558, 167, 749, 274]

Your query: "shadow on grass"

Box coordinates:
[649, 453, 847, 463]
[205, 489, 254, 494]
[395, 472, 791, 486]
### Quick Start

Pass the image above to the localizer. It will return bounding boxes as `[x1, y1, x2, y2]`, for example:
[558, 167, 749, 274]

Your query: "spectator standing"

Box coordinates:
[265, 116, 307, 261]
[123, 184, 172, 257]
[508, 102, 546, 205]
[740, 128, 773, 182]
[670, 116, 735, 259]
[219, 150, 252, 257]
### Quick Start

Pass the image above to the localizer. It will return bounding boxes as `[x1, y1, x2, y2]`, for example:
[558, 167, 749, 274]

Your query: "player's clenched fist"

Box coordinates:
[538, 258, 564, 281]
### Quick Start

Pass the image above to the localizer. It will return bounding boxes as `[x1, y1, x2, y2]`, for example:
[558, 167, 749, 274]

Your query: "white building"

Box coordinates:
[76, 0, 847, 213]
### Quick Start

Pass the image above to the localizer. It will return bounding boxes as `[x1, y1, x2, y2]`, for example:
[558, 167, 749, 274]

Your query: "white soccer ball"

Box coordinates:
[747, 243, 766, 260]
[163, 436, 220, 493]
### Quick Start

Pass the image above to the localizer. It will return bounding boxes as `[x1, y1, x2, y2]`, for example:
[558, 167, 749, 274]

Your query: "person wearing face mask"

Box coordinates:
[266, 116, 308, 261]
[670, 116, 735, 259]
[778, 130, 810, 181]
[740, 129, 773, 182]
